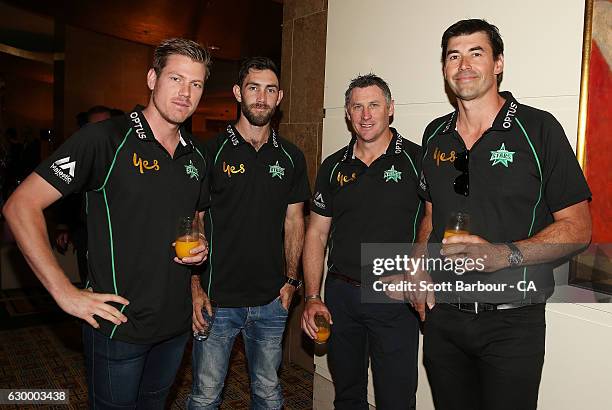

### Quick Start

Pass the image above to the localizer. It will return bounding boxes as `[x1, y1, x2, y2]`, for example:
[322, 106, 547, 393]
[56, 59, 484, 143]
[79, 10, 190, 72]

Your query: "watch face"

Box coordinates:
[509, 252, 523, 267]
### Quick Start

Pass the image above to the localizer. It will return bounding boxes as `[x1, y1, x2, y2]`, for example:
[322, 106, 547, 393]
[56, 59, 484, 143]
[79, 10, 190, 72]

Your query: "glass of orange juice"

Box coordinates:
[314, 314, 331, 344]
[444, 212, 470, 239]
[175, 216, 201, 259]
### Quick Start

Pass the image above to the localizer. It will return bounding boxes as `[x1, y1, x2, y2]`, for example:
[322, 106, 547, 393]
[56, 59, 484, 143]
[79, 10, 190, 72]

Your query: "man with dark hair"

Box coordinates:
[301, 73, 422, 410]
[187, 56, 310, 409]
[3, 38, 212, 409]
[87, 105, 112, 123]
[413, 19, 591, 409]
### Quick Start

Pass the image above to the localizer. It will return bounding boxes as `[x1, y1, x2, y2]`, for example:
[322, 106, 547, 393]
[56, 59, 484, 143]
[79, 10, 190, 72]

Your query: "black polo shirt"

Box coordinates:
[420, 92, 591, 302]
[201, 125, 311, 307]
[36, 108, 210, 343]
[312, 128, 423, 282]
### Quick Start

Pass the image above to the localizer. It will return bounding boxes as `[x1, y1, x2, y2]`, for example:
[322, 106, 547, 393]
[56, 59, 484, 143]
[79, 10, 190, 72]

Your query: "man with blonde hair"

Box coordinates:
[4, 38, 212, 409]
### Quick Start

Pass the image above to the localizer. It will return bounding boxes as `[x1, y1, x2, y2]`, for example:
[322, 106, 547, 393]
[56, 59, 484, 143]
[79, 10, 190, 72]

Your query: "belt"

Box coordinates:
[448, 301, 540, 314]
[327, 271, 361, 287]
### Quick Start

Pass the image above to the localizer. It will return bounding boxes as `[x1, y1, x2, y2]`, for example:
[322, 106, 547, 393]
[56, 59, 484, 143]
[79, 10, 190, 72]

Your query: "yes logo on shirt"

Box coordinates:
[222, 161, 246, 177]
[337, 171, 357, 187]
[133, 153, 160, 174]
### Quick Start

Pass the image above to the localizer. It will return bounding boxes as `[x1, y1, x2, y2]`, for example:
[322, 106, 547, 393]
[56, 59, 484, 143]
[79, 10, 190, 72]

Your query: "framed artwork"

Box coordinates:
[569, 0, 612, 295]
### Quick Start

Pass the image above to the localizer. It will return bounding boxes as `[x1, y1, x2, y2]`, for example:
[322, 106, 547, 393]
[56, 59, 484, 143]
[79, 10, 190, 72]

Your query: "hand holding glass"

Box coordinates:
[194, 305, 217, 341]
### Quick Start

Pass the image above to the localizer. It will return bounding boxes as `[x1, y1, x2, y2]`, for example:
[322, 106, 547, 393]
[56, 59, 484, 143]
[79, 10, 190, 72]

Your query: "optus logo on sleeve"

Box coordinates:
[50, 156, 76, 183]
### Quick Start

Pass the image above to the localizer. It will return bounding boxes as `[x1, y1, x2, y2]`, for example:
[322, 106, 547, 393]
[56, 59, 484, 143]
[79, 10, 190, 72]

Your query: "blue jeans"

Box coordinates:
[186, 297, 289, 410]
[82, 325, 189, 409]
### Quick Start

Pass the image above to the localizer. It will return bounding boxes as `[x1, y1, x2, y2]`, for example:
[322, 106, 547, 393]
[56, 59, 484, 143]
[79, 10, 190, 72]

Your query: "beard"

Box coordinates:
[241, 101, 276, 126]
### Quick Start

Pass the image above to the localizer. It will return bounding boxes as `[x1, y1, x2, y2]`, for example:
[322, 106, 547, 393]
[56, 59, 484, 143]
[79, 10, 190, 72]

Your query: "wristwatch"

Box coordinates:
[506, 243, 524, 268]
[285, 276, 303, 289]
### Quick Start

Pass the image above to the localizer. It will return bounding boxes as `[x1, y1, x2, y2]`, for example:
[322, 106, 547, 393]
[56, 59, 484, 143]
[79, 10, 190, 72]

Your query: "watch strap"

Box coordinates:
[285, 276, 303, 289]
[506, 242, 524, 268]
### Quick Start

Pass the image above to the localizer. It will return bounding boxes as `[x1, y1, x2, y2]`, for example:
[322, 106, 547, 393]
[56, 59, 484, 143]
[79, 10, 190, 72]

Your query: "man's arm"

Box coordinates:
[284, 202, 305, 280]
[516, 200, 591, 264]
[278, 202, 305, 310]
[443, 200, 592, 271]
[301, 211, 332, 339]
[410, 201, 435, 319]
[384, 201, 435, 320]
[414, 201, 433, 259]
[191, 211, 212, 333]
[2, 173, 129, 328]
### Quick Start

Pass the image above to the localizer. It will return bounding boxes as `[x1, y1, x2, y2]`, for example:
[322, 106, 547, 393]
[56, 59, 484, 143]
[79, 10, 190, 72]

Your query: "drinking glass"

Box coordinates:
[314, 314, 331, 344]
[444, 212, 470, 239]
[175, 216, 201, 259]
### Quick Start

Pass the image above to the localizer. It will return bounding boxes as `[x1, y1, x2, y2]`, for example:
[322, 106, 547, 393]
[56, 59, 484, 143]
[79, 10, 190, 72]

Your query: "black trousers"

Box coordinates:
[325, 276, 419, 410]
[423, 303, 546, 410]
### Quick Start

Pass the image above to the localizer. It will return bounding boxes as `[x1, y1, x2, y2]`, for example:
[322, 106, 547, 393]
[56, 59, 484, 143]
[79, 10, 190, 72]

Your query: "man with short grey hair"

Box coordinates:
[302, 73, 422, 410]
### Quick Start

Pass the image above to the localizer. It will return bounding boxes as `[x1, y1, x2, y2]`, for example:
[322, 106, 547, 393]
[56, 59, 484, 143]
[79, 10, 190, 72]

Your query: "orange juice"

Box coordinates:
[444, 229, 469, 239]
[175, 236, 200, 259]
[315, 327, 330, 344]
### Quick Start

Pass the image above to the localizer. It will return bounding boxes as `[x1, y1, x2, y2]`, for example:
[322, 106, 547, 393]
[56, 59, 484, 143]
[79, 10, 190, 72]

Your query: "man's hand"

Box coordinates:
[442, 234, 509, 272]
[301, 298, 332, 340]
[56, 285, 129, 329]
[381, 269, 435, 321]
[174, 238, 209, 266]
[191, 276, 212, 333]
[279, 282, 296, 311]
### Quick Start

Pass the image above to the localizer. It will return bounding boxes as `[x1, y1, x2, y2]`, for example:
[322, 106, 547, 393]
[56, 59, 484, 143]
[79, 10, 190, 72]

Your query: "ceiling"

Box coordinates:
[0, 0, 283, 61]
[0, 0, 284, 128]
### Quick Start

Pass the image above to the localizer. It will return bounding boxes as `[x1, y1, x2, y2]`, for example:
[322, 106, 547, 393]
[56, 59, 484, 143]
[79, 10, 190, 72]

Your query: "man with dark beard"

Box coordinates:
[187, 57, 310, 410]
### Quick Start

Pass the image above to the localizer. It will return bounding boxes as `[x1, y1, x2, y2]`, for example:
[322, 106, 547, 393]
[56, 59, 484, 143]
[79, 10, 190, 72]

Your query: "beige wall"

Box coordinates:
[279, 0, 329, 372]
[279, 0, 328, 187]
[317, 1, 612, 409]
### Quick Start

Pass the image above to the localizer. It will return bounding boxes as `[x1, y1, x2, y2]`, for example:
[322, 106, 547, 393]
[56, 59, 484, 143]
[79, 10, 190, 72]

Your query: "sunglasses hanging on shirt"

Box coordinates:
[453, 150, 469, 196]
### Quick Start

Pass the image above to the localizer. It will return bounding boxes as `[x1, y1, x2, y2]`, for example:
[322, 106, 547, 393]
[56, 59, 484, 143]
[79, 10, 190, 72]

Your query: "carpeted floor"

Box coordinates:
[0, 288, 314, 409]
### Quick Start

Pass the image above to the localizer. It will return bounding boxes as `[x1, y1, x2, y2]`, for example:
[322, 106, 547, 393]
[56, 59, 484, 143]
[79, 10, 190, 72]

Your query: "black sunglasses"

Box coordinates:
[453, 150, 469, 196]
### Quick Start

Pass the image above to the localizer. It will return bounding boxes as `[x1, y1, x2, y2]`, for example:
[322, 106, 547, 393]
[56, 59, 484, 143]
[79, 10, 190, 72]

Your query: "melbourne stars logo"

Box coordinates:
[383, 165, 402, 182]
[185, 160, 199, 180]
[269, 161, 285, 179]
[490, 143, 515, 167]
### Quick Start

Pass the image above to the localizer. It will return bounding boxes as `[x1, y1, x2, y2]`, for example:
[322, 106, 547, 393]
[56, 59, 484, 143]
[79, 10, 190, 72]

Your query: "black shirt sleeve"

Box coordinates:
[404, 139, 422, 182]
[288, 148, 311, 204]
[34, 123, 114, 196]
[310, 156, 336, 217]
[540, 113, 592, 213]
